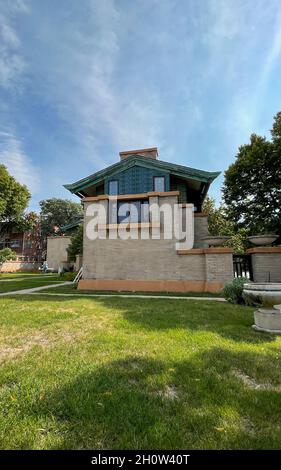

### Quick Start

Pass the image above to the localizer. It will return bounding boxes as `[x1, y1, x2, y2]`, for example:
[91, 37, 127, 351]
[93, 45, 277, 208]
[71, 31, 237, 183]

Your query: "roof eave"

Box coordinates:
[63, 157, 221, 195]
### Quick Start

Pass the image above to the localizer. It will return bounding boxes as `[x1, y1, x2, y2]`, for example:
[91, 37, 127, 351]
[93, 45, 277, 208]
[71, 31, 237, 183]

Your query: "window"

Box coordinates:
[117, 200, 150, 224]
[10, 239, 21, 248]
[153, 176, 165, 192]
[108, 180, 118, 195]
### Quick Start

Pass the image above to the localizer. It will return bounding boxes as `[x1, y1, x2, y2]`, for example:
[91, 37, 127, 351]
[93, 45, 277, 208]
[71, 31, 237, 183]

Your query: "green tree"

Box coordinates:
[67, 225, 83, 261]
[222, 112, 281, 236]
[0, 165, 30, 236]
[39, 198, 83, 235]
[202, 196, 249, 253]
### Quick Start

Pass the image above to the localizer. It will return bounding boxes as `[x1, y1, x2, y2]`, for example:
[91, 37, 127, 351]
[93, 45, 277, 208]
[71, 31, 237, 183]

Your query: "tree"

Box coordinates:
[39, 198, 83, 235]
[0, 165, 30, 237]
[0, 248, 17, 266]
[222, 112, 281, 236]
[67, 225, 83, 261]
[202, 196, 249, 253]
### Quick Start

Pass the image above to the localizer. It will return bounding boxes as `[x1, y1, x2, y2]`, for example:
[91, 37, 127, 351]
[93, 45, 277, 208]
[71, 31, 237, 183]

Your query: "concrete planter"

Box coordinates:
[243, 283, 281, 307]
[200, 236, 231, 246]
[243, 283, 281, 333]
[248, 234, 278, 246]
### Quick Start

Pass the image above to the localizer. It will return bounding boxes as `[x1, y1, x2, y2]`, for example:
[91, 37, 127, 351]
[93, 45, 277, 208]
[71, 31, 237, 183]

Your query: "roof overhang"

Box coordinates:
[64, 155, 220, 196]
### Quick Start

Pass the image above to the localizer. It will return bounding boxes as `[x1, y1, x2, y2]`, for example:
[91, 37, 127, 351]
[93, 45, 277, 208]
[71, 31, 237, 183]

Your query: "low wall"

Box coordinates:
[79, 247, 233, 293]
[248, 247, 281, 283]
[0, 261, 41, 272]
[46, 236, 71, 271]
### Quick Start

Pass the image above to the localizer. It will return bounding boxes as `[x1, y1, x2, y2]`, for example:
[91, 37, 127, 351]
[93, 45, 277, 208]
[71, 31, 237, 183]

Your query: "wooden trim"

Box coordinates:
[247, 247, 281, 254]
[177, 248, 233, 255]
[194, 212, 208, 217]
[78, 279, 225, 293]
[178, 203, 194, 208]
[82, 191, 180, 202]
[98, 222, 160, 230]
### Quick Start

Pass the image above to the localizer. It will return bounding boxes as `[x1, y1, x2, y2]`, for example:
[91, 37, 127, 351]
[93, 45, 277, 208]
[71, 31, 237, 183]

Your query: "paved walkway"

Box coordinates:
[0, 282, 73, 297]
[0, 275, 61, 282]
[0, 287, 225, 301]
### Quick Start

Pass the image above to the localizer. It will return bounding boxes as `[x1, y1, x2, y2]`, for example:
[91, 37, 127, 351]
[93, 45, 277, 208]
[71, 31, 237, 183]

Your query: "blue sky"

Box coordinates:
[1, 0, 281, 211]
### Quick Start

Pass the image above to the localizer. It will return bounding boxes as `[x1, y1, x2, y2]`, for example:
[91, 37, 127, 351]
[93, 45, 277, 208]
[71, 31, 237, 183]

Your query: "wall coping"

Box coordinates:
[194, 212, 208, 217]
[247, 247, 281, 254]
[82, 191, 180, 202]
[47, 236, 71, 239]
[177, 248, 233, 255]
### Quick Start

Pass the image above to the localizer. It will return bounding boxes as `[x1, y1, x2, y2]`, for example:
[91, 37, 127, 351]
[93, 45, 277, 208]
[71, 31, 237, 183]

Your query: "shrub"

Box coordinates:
[222, 277, 248, 304]
[0, 248, 17, 265]
[62, 271, 78, 281]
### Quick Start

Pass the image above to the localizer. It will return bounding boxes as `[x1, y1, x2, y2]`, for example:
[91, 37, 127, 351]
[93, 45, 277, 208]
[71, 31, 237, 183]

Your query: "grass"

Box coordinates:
[0, 272, 55, 279]
[0, 274, 64, 293]
[44, 283, 224, 297]
[0, 294, 280, 450]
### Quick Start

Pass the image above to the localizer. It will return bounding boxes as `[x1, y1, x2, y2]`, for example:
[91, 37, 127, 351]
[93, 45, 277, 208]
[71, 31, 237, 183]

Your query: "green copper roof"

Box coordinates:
[60, 217, 83, 233]
[64, 154, 220, 194]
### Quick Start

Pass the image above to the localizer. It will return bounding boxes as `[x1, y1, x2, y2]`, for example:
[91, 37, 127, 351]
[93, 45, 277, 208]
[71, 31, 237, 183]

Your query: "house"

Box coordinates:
[0, 225, 44, 272]
[64, 147, 234, 292]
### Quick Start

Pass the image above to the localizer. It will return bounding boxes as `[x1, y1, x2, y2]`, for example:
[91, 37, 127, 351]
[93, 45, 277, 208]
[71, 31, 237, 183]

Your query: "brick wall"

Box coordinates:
[81, 196, 233, 291]
[250, 250, 281, 283]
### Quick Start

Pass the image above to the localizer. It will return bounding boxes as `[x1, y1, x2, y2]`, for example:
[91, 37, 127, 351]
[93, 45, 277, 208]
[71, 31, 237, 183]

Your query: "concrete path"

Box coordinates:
[0, 275, 61, 282]
[19, 291, 226, 301]
[0, 282, 225, 301]
[0, 282, 73, 297]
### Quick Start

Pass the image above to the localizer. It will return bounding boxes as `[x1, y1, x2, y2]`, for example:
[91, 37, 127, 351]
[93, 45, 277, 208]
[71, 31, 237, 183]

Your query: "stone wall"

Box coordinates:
[0, 261, 41, 272]
[248, 248, 281, 283]
[46, 236, 71, 271]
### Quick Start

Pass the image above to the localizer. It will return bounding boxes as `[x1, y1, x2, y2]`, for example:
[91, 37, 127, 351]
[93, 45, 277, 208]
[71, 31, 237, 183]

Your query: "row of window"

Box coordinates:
[108, 201, 150, 224]
[108, 176, 165, 196]
[0, 239, 33, 249]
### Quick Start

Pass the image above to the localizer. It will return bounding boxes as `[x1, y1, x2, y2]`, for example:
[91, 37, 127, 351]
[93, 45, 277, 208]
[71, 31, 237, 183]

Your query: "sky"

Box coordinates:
[0, 0, 281, 211]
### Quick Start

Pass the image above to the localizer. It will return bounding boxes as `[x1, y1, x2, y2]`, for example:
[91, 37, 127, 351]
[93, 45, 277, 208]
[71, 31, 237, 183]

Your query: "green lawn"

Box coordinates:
[0, 275, 64, 293]
[0, 295, 280, 450]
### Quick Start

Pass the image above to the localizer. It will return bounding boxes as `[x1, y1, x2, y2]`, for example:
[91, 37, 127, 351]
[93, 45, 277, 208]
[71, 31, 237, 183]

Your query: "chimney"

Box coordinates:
[119, 147, 158, 161]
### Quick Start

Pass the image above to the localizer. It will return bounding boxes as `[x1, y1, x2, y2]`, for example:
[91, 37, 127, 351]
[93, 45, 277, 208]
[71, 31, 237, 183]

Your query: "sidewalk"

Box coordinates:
[0, 282, 73, 297]
[0, 285, 225, 301]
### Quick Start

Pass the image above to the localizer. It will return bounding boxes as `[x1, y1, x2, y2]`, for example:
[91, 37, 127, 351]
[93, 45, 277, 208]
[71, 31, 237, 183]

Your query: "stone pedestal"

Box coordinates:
[247, 247, 281, 283]
[253, 307, 281, 334]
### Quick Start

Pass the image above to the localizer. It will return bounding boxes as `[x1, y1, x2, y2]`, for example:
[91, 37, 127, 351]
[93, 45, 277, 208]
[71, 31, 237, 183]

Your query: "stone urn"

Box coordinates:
[248, 234, 278, 246]
[243, 283, 281, 333]
[200, 236, 231, 247]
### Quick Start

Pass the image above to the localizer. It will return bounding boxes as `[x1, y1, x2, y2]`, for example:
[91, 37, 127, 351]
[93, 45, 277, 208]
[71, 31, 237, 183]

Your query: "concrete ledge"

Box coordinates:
[98, 222, 161, 230]
[78, 279, 224, 293]
[82, 191, 180, 202]
[247, 247, 281, 254]
[177, 248, 233, 255]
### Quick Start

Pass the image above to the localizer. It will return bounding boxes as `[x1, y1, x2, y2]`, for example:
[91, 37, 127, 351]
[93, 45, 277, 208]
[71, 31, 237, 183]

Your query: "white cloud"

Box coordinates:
[31, 0, 167, 167]
[0, 0, 29, 89]
[0, 131, 40, 194]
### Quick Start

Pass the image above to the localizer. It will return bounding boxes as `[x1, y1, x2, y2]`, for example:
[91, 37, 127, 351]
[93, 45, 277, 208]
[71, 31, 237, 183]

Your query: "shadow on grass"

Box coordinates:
[28, 350, 281, 449]
[9, 294, 276, 344]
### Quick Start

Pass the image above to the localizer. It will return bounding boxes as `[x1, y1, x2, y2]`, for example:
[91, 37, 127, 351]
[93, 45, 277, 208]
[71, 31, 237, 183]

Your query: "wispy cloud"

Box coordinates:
[0, 0, 29, 90]
[0, 131, 40, 194]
